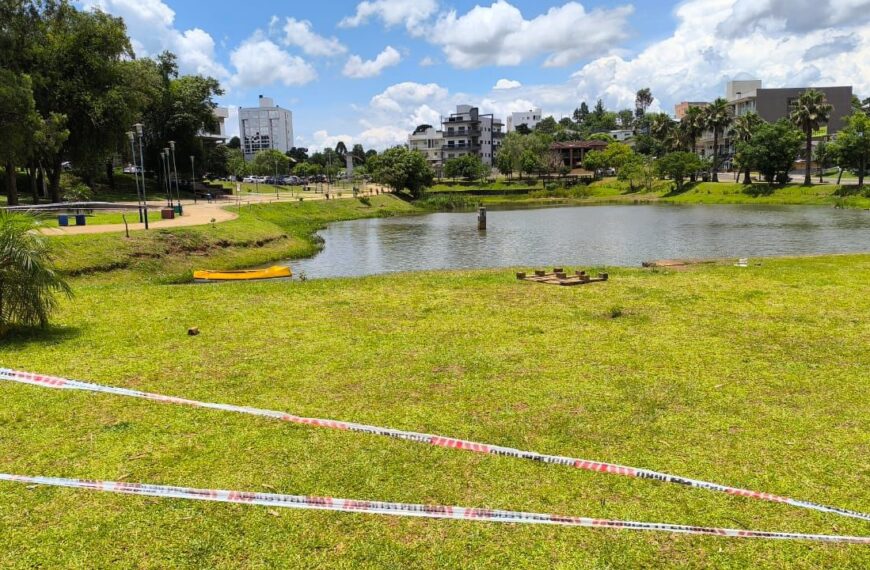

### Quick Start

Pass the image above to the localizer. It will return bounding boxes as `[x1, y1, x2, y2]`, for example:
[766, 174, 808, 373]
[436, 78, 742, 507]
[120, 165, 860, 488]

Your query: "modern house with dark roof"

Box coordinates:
[550, 140, 608, 171]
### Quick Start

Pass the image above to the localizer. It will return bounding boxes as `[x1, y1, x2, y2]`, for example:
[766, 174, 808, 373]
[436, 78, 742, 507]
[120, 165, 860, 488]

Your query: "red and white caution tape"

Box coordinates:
[1, 367, 868, 526]
[1, 473, 867, 544]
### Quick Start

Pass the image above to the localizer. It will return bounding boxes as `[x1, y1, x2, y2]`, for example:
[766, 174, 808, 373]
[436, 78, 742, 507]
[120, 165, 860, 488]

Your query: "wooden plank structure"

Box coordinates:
[515, 267, 609, 286]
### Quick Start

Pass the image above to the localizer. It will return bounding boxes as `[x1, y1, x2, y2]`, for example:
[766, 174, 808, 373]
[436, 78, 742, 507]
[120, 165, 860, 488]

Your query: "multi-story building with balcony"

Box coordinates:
[238, 95, 294, 161]
[408, 125, 444, 171]
[441, 105, 504, 167]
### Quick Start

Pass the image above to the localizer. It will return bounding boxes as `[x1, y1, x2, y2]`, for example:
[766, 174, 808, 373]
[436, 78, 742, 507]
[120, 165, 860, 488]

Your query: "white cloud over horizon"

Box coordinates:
[229, 35, 317, 88]
[343, 46, 402, 78]
[281, 17, 347, 57]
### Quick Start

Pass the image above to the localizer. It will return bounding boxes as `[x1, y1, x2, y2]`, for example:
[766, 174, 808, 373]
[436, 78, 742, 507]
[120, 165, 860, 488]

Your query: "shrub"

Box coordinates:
[0, 212, 72, 331]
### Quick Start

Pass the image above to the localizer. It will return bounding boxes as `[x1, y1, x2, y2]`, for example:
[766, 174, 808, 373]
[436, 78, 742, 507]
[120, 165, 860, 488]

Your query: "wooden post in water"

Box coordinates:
[477, 206, 487, 230]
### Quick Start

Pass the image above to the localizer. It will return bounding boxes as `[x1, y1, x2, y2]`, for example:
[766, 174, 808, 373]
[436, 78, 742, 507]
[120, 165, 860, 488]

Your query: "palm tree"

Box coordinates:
[729, 112, 763, 184]
[680, 106, 705, 153]
[703, 98, 733, 182]
[649, 113, 675, 144]
[790, 89, 833, 185]
[335, 141, 348, 158]
[0, 212, 71, 331]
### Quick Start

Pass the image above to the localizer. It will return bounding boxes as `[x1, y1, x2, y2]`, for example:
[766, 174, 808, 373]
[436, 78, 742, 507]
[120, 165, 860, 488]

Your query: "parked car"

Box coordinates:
[242, 175, 257, 183]
[123, 165, 142, 174]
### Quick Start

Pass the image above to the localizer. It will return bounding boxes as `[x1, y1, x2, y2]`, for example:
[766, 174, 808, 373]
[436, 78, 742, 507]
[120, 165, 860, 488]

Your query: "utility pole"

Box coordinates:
[134, 123, 149, 229]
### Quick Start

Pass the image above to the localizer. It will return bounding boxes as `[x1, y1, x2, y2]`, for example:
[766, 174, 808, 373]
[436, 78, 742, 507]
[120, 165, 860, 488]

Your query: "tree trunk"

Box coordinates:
[859, 154, 866, 189]
[836, 167, 843, 185]
[712, 131, 719, 182]
[4, 162, 19, 206]
[106, 159, 115, 189]
[28, 163, 38, 204]
[804, 131, 812, 185]
[743, 167, 751, 185]
[48, 158, 62, 202]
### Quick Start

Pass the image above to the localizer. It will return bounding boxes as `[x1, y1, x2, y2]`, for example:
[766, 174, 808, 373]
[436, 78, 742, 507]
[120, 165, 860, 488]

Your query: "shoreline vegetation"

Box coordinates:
[2, 252, 868, 568]
[44, 182, 869, 283]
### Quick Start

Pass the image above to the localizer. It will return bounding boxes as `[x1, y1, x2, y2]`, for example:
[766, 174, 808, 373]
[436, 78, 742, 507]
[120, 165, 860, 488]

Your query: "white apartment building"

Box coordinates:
[408, 126, 444, 169]
[239, 95, 294, 161]
[441, 105, 504, 167]
[506, 108, 542, 132]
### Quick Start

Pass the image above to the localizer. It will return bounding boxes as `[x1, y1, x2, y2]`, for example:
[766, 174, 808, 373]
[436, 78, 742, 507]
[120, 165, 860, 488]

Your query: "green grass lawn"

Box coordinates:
[37, 210, 163, 227]
[46, 195, 418, 283]
[1, 253, 868, 568]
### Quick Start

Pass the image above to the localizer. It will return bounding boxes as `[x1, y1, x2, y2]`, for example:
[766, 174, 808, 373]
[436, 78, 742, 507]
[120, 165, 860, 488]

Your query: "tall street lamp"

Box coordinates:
[169, 140, 181, 211]
[161, 149, 172, 207]
[190, 155, 197, 205]
[134, 123, 149, 229]
[127, 131, 144, 223]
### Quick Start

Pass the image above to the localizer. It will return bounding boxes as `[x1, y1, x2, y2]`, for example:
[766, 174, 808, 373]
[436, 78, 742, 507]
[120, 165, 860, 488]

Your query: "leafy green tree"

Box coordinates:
[0, 70, 40, 205]
[514, 123, 532, 135]
[789, 89, 833, 185]
[0, 212, 71, 331]
[335, 141, 348, 158]
[655, 151, 704, 192]
[367, 147, 433, 198]
[829, 112, 870, 188]
[225, 148, 248, 179]
[617, 109, 635, 129]
[30, 4, 149, 192]
[729, 112, 763, 184]
[618, 154, 655, 192]
[813, 141, 830, 183]
[351, 144, 366, 165]
[294, 162, 321, 178]
[649, 113, 676, 145]
[251, 149, 290, 177]
[635, 88, 653, 118]
[443, 154, 488, 181]
[702, 98, 733, 182]
[287, 147, 309, 163]
[535, 116, 558, 134]
[573, 102, 590, 125]
[736, 120, 802, 185]
[227, 136, 241, 149]
[495, 132, 523, 178]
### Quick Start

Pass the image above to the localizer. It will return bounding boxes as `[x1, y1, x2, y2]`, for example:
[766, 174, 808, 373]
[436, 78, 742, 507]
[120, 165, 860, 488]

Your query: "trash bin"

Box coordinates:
[161, 208, 175, 219]
[58, 215, 69, 227]
[173, 204, 183, 215]
[75, 214, 86, 226]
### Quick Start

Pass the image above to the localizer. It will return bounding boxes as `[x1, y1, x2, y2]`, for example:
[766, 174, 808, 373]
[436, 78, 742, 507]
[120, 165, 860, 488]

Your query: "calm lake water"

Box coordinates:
[289, 204, 870, 279]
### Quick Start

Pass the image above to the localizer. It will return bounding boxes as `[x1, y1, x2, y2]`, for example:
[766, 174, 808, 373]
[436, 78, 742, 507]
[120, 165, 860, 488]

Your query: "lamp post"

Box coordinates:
[169, 140, 181, 210]
[274, 157, 279, 199]
[161, 150, 171, 206]
[127, 131, 144, 223]
[190, 155, 197, 205]
[134, 123, 149, 229]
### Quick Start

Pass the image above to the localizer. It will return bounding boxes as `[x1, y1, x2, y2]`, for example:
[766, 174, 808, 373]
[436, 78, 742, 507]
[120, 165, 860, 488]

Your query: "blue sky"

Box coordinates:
[80, 1, 870, 150]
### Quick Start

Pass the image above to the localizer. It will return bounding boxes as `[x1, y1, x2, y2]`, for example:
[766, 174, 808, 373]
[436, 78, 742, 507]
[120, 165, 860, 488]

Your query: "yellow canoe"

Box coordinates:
[193, 266, 292, 281]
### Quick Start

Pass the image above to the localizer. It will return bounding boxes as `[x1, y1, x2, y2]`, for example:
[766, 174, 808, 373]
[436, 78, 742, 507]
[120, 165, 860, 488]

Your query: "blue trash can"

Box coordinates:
[75, 214, 86, 226]
[58, 215, 69, 227]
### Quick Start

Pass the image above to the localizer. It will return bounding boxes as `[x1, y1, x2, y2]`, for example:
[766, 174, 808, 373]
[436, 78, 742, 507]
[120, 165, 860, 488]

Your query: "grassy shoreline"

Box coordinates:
[47, 195, 417, 282]
[423, 180, 870, 210]
[1, 254, 868, 568]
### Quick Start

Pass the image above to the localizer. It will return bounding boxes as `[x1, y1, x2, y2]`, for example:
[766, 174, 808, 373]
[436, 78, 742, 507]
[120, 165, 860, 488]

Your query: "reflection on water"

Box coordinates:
[290, 204, 870, 279]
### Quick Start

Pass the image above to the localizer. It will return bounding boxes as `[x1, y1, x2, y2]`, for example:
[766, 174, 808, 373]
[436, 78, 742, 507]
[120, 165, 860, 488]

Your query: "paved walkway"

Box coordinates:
[38, 186, 390, 236]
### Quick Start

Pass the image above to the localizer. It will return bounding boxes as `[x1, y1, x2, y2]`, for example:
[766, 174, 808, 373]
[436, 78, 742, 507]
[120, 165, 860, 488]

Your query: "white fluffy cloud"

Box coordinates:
[568, 0, 870, 113]
[282, 17, 347, 57]
[339, 0, 439, 33]
[419, 56, 437, 67]
[718, 0, 870, 37]
[430, 1, 633, 68]
[81, 0, 228, 78]
[370, 82, 449, 112]
[342, 46, 402, 78]
[230, 36, 317, 88]
[493, 79, 522, 90]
